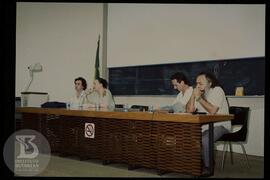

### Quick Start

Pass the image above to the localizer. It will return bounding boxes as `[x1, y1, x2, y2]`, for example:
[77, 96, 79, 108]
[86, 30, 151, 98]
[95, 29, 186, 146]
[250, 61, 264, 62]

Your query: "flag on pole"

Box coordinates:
[94, 35, 100, 80]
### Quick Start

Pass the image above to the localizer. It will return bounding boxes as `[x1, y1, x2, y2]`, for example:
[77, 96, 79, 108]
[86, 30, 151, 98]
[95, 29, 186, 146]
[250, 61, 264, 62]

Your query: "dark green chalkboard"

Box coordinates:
[108, 57, 265, 96]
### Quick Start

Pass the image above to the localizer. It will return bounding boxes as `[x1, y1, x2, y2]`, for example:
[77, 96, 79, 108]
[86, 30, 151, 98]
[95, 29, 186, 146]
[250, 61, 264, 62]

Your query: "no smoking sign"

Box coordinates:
[85, 123, 95, 138]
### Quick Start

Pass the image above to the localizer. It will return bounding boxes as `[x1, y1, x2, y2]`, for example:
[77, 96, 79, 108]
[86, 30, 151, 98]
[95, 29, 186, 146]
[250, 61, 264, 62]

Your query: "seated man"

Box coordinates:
[186, 72, 231, 169]
[158, 72, 193, 113]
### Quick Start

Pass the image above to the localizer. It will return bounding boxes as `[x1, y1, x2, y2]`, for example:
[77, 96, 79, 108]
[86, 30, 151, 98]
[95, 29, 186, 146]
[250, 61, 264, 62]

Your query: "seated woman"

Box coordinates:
[86, 77, 115, 110]
[69, 77, 89, 109]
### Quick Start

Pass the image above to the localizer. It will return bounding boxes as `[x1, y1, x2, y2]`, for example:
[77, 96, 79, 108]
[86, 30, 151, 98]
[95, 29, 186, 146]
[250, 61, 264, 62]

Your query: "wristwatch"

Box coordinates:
[195, 96, 201, 102]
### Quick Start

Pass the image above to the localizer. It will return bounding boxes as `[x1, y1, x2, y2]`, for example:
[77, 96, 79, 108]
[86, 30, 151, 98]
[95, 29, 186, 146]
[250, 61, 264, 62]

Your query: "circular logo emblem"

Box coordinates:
[3, 129, 51, 176]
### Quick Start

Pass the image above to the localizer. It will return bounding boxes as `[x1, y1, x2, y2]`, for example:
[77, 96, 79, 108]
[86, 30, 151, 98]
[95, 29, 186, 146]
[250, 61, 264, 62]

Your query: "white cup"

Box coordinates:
[95, 103, 100, 111]
[148, 105, 154, 112]
[123, 104, 129, 112]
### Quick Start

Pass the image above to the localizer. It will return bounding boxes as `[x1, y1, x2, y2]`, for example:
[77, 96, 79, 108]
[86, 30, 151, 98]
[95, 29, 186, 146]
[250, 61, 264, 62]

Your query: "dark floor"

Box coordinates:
[33, 151, 264, 178]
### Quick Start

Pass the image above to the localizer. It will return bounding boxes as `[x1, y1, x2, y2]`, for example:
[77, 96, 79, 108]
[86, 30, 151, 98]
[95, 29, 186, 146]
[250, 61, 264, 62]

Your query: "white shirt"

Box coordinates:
[162, 86, 193, 113]
[87, 89, 115, 109]
[195, 86, 231, 132]
[172, 86, 193, 106]
[70, 90, 87, 107]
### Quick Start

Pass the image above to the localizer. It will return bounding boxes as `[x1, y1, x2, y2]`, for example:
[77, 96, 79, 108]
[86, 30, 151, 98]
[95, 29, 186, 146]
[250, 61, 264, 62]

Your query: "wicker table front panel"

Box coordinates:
[41, 114, 61, 153]
[155, 121, 202, 176]
[59, 116, 82, 156]
[79, 118, 104, 160]
[102, 118, 130, 164]
[128, 120, 157, 169]
[21, 113, 42, 132]
[19, 113, 204, 176]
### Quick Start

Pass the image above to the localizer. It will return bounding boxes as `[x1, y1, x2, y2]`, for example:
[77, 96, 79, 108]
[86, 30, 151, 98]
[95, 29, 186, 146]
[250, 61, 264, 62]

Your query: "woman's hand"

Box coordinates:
[85, 88, 94, 95]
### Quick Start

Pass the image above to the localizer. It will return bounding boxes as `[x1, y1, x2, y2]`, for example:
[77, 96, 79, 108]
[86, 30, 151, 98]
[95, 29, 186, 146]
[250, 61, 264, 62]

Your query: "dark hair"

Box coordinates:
[97, 77, 108, 89]
[197, 72, 220, 88]
[74, 77, 87, 90]
[170, 72, 189, 85]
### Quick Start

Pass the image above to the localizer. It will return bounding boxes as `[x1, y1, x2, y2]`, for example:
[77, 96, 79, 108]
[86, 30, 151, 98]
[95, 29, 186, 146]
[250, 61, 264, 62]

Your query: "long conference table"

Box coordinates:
[16, 107, 233, 177]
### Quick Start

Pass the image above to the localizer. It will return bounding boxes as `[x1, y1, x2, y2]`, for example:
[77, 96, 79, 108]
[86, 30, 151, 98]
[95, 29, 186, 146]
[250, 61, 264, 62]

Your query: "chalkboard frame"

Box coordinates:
[108, 57, 265, 96]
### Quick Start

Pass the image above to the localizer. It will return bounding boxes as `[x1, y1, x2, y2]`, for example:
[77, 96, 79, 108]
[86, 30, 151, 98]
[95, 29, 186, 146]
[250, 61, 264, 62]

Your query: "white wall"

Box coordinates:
[16, 2, 104, 102]
[113, 95, 264, 156]
[107, 4, 265, 67]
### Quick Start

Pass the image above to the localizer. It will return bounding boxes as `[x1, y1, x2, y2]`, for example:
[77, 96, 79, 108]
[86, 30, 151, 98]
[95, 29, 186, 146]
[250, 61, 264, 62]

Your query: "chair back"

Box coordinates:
[218, 106, 251, 170]
[226, 106, 250, 142]
[229, 106, 249, 126]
